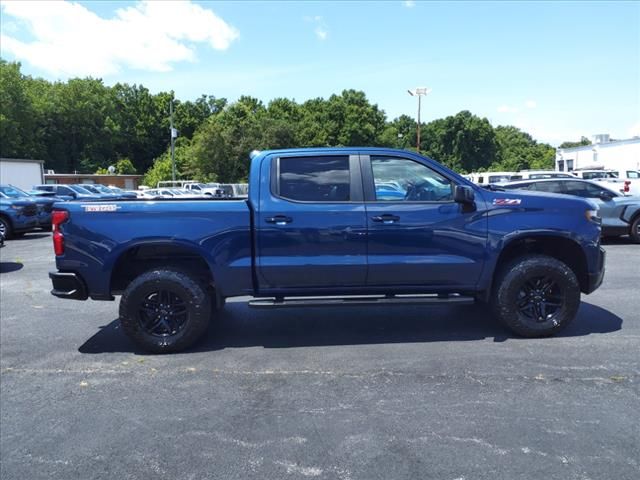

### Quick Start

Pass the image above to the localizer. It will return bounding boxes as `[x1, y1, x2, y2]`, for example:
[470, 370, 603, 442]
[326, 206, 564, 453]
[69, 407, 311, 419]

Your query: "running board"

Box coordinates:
[248, 294, 475, 309]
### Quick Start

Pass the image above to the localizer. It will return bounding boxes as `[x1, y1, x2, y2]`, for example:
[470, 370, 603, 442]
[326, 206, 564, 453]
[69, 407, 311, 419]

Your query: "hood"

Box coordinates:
[480, 187, 598, 212]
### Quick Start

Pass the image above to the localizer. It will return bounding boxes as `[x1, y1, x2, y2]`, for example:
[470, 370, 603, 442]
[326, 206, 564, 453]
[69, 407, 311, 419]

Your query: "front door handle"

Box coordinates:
[371, 214, 400, 224]
[265, 215, 293, 225]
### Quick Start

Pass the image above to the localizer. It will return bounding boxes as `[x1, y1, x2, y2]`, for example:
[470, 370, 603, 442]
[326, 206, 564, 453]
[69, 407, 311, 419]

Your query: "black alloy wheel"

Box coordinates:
[516, 276, 565, 328]
[138, 289, 188, 337]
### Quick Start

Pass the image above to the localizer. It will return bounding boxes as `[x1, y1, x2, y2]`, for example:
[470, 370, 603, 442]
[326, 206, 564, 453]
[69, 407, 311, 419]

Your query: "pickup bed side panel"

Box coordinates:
[55, 201, 253, 298]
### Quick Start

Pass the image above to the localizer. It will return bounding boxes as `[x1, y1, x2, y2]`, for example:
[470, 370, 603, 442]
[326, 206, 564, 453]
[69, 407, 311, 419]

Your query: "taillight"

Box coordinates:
[52, 210, 69, 256]
[624, 181, 630, 193]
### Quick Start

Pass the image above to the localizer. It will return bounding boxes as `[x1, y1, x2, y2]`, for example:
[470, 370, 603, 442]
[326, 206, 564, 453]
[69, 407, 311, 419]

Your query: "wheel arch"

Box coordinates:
[109, 240, 218, 298]
[489, 233, 589, 297]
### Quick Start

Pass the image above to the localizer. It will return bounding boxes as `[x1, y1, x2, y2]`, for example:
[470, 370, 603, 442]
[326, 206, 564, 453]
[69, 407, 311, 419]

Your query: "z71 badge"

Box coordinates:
[82, 204, 120, 212]
[492, 198, 522, 206]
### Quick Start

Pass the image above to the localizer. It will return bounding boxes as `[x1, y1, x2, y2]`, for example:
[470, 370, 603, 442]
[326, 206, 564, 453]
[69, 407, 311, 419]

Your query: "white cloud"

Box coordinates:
[497, 105, 519, 113]
[403, 1, 416, 7]
[315, 27, 328, 41]
[0, 0, 239, 77]
[524, 100, 537, 109]
[304, 14, 328, 41]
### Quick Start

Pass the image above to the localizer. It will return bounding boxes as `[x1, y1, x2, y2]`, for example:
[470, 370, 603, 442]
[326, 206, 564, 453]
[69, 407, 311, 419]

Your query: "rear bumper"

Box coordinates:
[585, 247, 606, 294]
[49, 271, 88, 300]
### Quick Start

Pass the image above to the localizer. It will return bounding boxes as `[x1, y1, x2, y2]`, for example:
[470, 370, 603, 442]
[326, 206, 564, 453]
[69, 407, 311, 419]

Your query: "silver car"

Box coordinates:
[500, 178, 640, 243]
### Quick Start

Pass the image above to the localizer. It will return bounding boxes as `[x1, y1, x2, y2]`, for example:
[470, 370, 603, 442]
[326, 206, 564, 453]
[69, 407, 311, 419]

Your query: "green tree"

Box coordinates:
[421, 111, 498, 173]
[0, 60, 43, 159]
[559, 136, 591, 149]
[493, 125, 554, 171]
[115, 157, 136, 174]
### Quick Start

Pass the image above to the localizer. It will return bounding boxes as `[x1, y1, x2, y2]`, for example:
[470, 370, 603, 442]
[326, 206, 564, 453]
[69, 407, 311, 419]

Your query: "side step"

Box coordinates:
[248, 294, 475, 309]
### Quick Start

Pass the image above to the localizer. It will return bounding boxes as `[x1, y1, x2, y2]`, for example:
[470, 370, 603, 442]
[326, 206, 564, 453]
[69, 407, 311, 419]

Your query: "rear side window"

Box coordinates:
[627, 171, 639, 179]
[277, 156, 350, 202]
[533, 182, 564, 193]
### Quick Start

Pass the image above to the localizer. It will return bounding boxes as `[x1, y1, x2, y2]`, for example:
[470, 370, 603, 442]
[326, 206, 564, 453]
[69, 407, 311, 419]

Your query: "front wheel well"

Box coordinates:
[110, 244, 215, 297]
[493, 236, 589, 293]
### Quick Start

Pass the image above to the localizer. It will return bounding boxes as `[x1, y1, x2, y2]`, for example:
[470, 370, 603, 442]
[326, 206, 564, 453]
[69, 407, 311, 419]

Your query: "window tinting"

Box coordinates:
[533, 181, 564, 193]
[371, 156, 453, 201]
[564, 181, 607, 198]
[278, 156, 350, 202]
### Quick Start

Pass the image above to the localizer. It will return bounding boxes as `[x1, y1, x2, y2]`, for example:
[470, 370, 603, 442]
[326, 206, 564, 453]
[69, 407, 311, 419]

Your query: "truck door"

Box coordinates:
[361, 154, 486, 288]
[256, 154, 367, 289]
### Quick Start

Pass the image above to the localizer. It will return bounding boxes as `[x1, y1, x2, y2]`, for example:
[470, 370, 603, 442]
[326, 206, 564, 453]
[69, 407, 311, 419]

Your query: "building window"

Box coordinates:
[45, 179, 58, 184]
[566, 160, 574, 172]
[557, 160, 565, 172]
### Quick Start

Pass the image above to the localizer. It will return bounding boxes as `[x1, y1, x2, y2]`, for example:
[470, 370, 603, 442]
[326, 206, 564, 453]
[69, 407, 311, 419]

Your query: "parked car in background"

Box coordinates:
[33, 184, 99, 201]
[2, 185, 55, 231]
[467, 171, 516, 185]
[500, 178, 640, 243]
[0, 185, 39, 239]
[509, 170, 574, 180]
[73, 184, 120, 200]
[571, 169, 640, 196]
[90, 184, 137, 199]
[106, 186, 138, 199]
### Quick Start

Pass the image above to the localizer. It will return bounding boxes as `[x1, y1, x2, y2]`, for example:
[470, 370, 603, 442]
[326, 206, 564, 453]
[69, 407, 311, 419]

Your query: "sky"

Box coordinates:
[1, 0, 639, 146]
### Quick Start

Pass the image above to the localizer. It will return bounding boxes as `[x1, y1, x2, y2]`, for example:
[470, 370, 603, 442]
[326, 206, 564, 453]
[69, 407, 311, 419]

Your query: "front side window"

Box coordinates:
[278, 156, 350, 202]
[371, 156, 453, 202]
[564, 181, 609, 198]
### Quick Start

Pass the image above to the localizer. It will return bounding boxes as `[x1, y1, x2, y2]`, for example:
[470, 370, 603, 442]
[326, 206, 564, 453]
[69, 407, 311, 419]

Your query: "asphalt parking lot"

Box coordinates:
[1, 233, 638, 480]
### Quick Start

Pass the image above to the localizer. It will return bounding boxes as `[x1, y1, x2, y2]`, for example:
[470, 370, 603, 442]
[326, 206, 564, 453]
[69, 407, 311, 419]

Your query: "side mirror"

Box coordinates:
[454, 185, 475, 204]
[598, 190, 614, 200]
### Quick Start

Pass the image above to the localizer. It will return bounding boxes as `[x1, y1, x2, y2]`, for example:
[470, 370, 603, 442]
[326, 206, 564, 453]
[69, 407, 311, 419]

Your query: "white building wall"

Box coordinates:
[0, 159, 45, 191]
[556, 138, 640, 172]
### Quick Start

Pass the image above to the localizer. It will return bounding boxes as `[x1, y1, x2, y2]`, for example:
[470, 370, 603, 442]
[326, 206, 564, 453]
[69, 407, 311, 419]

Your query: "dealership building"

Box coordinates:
[555, 134, 640, 173]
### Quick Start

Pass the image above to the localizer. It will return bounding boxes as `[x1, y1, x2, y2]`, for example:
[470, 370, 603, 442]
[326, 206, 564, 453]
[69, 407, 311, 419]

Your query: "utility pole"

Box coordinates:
[407, 87, 431, 154]
[170, 99, 176, 182]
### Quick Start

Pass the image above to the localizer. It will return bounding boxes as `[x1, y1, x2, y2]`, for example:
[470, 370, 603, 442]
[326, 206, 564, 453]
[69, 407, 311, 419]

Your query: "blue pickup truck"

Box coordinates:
[49, 148, 606, 353]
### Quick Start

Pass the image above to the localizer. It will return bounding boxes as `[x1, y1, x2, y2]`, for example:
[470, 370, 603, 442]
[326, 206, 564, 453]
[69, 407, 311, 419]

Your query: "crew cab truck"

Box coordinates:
[49, 148, 606, 353]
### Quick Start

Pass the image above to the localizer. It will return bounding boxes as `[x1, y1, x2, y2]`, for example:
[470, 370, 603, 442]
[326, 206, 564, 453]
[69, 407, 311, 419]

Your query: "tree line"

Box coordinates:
[1, 59, 559, 186]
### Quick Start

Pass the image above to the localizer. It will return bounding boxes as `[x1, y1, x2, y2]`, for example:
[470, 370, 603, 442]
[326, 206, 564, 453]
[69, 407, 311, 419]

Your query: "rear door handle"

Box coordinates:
[371, 214, 400, 224]
[265, 215, 293, 225]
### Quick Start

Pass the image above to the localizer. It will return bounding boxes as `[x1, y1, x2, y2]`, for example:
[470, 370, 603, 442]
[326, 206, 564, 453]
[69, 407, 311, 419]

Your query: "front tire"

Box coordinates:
[0, 217, 12, 239]
[491, 255, 580, 337]
[119, 269, 212, 353]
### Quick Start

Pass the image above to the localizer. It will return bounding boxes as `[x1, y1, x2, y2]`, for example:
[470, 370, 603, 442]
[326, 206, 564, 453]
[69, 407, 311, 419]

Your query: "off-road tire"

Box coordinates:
[119, 269, 211, 353]
[491, 254, 580, 337]
[630, 216, 640, 244]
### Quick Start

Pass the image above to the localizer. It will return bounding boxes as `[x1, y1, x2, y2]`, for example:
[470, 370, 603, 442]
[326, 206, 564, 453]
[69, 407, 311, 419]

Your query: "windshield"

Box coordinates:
[69, 185, 93, 194]
[94, 185, 113, 193]
[489, 175, 512, 183]
[582, 171, 617, 180]
[0, 186, 30, 198]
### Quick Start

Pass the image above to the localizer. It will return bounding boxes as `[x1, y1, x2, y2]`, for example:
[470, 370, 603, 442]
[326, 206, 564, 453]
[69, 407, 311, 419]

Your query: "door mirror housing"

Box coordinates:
[454, 185, 475, 204]
[598, 190, 614, 200]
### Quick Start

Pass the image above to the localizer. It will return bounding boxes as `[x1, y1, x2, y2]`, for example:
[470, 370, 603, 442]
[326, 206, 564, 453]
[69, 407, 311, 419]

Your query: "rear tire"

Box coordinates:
[119, 269, 212, 353]
[630, 216, 640, 244]
[491, 254, 580, 337]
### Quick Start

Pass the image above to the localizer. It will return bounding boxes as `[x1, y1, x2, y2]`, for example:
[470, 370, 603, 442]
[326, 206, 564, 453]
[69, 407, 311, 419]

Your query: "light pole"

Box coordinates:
[407, 87, 431, 153]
